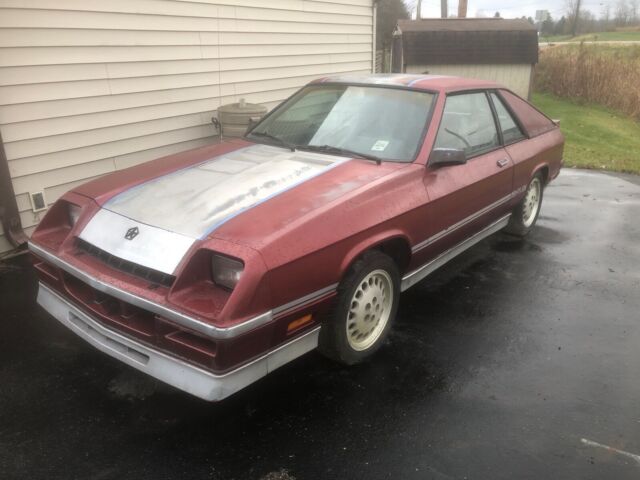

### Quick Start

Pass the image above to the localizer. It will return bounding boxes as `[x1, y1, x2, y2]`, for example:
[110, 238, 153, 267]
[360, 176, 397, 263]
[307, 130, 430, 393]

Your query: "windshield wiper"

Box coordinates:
[299, 144, 382, 165]
[249, 131, 296, 152]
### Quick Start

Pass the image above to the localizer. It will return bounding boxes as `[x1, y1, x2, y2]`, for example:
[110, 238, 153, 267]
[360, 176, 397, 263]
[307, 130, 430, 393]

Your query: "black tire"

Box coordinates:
[505, 172, 544, 237]
[318, 250, 400, 365]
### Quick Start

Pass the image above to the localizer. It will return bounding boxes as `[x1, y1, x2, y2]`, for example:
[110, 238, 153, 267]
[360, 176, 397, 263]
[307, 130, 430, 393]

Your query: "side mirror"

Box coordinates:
[429, 148, 467, 167]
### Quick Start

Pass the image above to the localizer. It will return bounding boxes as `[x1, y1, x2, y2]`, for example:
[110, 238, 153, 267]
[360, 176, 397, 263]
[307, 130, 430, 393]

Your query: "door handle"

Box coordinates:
[497, 158, 509, 168]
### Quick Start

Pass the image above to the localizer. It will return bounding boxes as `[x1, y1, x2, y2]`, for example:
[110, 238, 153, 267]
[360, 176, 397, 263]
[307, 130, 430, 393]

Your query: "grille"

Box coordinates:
[76, 238, 175, 288]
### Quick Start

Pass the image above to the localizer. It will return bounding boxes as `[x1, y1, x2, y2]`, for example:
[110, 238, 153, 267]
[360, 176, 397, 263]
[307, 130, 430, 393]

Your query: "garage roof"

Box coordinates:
[396, 18, 538, 65]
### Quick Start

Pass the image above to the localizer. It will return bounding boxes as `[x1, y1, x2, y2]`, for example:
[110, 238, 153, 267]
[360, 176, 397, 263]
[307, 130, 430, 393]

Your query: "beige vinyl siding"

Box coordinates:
[405, 63, 533, 99]
[0, 0, 374, 252]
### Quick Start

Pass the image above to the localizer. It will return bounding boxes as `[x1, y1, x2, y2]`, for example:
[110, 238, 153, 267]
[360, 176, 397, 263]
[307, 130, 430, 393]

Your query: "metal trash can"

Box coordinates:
[216, 98, 268, 138]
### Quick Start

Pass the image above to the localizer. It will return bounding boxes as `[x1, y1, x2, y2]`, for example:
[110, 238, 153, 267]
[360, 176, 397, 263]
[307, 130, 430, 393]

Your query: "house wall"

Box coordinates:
[405, 63, 532, 99]
[0, 0, 374, 253]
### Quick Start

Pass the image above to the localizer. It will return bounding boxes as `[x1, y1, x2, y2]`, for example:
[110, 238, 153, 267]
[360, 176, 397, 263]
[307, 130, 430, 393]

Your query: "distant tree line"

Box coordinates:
[375, 0, 640, 45]
[538, 0, 640, 36]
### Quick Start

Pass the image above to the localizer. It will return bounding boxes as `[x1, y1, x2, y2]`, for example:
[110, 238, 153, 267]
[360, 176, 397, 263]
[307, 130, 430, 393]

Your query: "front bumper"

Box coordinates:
[37, 282, 320, 401]
[28, 241, 273, 340]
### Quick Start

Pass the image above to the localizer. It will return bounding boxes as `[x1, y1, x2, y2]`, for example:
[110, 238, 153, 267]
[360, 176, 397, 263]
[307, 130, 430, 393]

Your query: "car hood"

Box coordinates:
[100, 144, 349, 238]
[76, 143, 392, 275]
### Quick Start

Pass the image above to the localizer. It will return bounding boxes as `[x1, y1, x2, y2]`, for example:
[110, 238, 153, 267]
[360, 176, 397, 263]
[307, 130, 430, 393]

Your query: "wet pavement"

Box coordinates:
[1, 169, 639, 480]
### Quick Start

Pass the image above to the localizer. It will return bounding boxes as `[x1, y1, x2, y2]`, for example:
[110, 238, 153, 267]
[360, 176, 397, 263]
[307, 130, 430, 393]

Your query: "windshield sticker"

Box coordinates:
[371, 140, 389, 152]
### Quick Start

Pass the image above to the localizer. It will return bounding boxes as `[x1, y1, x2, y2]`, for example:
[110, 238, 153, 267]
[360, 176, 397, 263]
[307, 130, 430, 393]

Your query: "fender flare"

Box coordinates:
[531, 162, 551, 185]
[338, 229, 413, 279]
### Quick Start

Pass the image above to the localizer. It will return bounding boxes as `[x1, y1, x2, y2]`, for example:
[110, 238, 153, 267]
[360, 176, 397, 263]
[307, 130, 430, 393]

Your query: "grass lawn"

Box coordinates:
[539, 34, 574, 43]
[532, 93, 640, 174]
[540, 31, 640, 43]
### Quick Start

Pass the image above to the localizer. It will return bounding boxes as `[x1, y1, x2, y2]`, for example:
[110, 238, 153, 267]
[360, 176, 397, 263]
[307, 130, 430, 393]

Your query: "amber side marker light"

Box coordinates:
[287, 314, 313, 333]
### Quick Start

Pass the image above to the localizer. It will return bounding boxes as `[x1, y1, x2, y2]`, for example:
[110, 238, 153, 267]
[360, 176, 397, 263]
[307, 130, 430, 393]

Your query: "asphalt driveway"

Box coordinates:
[1, 169, 639, 480]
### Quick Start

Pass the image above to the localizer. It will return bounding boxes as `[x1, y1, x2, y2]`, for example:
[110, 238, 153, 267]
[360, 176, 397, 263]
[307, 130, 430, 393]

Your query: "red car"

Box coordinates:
[30, 74, 564, 401]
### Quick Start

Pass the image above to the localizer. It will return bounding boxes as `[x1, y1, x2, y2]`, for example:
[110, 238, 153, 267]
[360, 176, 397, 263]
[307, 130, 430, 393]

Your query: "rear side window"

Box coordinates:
[490, 93, 526, 144]
[434, 92, 499, 158]
[499, 90, 556, 138]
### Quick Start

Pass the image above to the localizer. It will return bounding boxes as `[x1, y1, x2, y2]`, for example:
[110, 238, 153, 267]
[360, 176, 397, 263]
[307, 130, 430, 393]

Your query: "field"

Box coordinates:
[534, 44, 640, 120]
[533, 43, 640, 173]
[533, 93, 640, 174]
[540, 30, 640, 43]
[539, 34, 574, 42]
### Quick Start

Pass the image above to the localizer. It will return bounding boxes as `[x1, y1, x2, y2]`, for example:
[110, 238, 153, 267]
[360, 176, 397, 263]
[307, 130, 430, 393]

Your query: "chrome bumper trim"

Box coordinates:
[272, 283, 338, 316]
[402, 214, 510, 291]
[37, 282, 320, 402]
[29, 241, 273, 340]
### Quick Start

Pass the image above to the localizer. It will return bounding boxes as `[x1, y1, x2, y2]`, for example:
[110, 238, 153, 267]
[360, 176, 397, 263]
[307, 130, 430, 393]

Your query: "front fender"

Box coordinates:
[338, 229, 412, 277]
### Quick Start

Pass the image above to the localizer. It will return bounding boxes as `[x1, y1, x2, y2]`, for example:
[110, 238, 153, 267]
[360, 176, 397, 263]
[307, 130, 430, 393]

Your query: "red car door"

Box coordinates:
[413, 91, 514, 267]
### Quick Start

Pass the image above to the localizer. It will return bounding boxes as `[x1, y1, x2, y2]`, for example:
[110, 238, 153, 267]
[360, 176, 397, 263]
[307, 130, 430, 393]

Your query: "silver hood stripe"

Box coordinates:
[79, 144, 347, 274]
[103, 144, 346, 239]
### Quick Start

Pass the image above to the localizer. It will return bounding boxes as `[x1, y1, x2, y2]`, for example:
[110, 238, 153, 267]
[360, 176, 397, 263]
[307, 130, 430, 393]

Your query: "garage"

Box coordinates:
[392, 18, 538, 99]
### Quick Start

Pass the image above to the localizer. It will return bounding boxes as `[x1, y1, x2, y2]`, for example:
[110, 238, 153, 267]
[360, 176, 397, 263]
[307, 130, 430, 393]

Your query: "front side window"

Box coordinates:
[433, 92, 500, 158]
[490, 92, 526, 144]
[248, 85, 435, 162]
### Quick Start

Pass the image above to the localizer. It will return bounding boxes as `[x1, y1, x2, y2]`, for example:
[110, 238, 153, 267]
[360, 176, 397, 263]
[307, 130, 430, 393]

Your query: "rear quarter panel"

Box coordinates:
[499, 89, 565, 191]
[506, 128, 564, 194]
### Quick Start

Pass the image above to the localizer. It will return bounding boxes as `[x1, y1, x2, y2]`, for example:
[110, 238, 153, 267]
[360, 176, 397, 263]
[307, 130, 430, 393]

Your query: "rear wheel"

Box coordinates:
[319, 251, 400, 365]
[505, 173, 544, 237]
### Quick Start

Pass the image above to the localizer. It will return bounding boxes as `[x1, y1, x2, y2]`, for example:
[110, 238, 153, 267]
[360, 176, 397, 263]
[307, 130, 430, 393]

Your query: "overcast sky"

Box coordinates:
[408, 0, 608, 20]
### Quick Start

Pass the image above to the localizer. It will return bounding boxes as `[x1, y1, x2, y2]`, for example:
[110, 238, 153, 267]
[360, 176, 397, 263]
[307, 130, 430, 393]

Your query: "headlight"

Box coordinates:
[68, 203, 81, 227]
[211, 254, 244, 290]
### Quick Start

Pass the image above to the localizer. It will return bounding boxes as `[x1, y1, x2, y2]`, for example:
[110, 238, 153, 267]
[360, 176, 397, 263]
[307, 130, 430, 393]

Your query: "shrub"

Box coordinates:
[534, 44, 640, 120]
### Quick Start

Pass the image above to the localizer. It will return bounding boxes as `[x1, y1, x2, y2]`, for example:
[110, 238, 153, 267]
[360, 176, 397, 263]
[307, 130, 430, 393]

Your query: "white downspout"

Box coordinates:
[372, 1, 377, 73]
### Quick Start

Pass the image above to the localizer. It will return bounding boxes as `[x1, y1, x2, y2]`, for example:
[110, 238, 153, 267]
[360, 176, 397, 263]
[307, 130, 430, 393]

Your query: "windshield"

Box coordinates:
[248, 85, 435, 162]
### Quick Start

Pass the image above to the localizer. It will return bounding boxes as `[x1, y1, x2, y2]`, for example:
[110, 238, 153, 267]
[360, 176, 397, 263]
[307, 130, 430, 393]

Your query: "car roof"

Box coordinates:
[310, 73, 502, 93]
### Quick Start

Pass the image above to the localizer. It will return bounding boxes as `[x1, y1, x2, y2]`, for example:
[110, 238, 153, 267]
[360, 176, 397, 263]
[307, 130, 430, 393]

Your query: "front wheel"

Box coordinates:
[505, 173, 544, 237]
[318, 251, 400, 365]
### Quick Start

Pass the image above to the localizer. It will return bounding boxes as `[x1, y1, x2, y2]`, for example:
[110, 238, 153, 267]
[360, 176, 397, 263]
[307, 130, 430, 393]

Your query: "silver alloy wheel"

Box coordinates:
[522, 177, 542, 228]
[346, 269, 394, 351]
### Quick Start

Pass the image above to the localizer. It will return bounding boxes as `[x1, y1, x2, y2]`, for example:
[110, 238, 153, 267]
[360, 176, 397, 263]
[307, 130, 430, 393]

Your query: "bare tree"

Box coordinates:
[615, 0, 630, 26]
[566, 0, 579, 19]
[601, 2, 611, 30]
[566, 0, 582, 35]
[376, 0, 410, 49]
[458, 0, 468, 18]
[581, 10, 597, 33]
[630, 0, 640, 23]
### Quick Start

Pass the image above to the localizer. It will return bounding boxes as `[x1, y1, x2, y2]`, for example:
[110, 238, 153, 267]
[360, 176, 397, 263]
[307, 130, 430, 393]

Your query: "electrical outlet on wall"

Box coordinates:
[29, 191, 47, 212]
